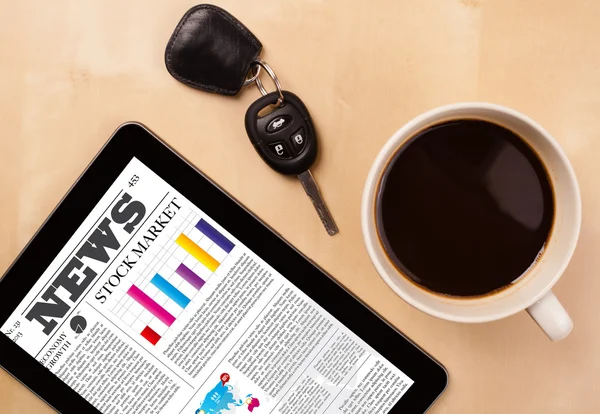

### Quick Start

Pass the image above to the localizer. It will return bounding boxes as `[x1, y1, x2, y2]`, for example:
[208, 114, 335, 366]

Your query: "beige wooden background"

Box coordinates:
[1, 0, 600, 412]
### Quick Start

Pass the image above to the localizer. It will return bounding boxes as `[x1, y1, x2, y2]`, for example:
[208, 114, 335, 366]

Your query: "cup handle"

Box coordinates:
[526, 291, 573, 341]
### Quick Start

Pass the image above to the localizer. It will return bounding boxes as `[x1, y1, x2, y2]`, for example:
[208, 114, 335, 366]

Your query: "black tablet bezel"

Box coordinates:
[0, 123, 447, 413]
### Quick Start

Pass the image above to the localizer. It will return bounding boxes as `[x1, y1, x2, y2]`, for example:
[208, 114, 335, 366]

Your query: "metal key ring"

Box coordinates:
[243, 63, 261, 87]
[253, 58, 284, 106]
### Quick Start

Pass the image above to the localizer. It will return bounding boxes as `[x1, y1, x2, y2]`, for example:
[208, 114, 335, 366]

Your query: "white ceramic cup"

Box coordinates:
[361, 103, 581, 341]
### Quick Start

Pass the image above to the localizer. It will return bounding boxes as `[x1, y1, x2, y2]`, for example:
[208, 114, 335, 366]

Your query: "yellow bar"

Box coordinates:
[175, 234, 219, 272]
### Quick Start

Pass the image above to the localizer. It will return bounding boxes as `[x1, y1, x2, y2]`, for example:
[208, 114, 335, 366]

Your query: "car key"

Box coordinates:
[164, 7, 338, 235]
[245, 86, 339, 236]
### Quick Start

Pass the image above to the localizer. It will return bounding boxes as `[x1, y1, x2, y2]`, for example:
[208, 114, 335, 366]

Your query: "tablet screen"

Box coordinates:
[2, 157, 413, 414]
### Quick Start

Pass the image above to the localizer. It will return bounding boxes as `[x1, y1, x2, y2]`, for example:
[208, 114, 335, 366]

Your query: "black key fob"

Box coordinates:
[165, 4, 262, 95]
[245, 91, 318, 175]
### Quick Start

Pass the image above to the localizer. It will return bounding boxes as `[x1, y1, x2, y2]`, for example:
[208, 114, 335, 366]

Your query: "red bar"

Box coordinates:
[140, 326, 161, 345]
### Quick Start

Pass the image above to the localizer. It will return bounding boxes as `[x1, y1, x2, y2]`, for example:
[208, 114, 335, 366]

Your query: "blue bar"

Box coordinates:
[150, 274, 190, 308]
[195, 219, 235, 253]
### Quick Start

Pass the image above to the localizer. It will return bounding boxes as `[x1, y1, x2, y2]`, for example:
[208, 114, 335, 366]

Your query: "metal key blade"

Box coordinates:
[298, 170, 339, 236]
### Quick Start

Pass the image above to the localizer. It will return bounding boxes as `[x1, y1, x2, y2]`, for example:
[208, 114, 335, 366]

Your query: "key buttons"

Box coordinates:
[267, 141, 292, 159]
[290, 128, 307, 154]
[267, 115, 293, 133]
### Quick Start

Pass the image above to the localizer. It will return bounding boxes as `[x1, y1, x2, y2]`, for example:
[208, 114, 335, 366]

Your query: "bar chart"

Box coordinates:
[106, 209, 236, 346]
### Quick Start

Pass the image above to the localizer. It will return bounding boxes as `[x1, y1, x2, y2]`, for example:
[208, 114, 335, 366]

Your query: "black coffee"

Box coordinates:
[377, 119, 554, 297]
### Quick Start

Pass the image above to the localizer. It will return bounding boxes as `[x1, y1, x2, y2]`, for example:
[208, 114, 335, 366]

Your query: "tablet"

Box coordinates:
[0, 123, 447, 413]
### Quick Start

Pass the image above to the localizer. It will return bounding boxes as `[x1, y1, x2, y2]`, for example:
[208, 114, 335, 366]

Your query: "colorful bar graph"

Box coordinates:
[141, 326, 161, 345]
[175, 263, 205, 290]
[195, 219, 235, 253]
[175, 233, 219, 272]
[151, 274, 191, 308]
[127, 285, 176, 326]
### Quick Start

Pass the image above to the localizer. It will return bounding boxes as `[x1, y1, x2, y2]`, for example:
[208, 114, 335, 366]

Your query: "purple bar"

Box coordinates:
[175, 263, 205, 290]
[195, 219, 235, 253]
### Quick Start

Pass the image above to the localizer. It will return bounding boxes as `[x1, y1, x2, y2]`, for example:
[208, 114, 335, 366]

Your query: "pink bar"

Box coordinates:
[127, 285, 176, 326]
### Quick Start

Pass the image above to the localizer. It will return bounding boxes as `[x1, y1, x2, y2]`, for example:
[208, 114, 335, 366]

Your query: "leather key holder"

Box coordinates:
[165, 4, 262, 96]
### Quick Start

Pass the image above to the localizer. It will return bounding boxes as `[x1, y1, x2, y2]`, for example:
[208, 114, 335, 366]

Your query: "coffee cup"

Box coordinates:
[361, 103, 581, 341]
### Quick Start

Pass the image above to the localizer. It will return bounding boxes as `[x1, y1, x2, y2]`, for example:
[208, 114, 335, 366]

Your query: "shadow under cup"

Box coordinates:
[363, 104, 581, 323]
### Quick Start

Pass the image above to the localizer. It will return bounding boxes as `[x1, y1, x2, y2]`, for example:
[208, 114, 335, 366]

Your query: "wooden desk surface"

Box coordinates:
[2, 0, 600, 412]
